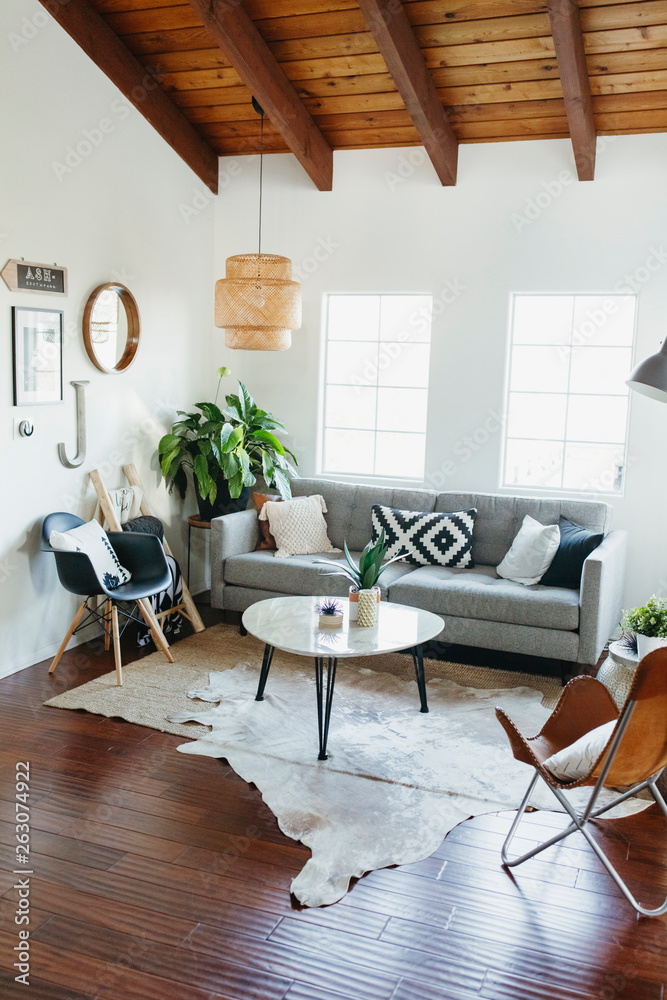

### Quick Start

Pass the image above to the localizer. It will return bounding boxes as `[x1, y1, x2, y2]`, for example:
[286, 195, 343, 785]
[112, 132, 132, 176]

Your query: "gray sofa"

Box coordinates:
[210, 478, 627, 666]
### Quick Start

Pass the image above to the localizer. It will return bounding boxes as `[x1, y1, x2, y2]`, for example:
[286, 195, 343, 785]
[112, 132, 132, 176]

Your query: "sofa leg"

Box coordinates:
[238, 612, 247, 637]
[560, 660, 580, 686]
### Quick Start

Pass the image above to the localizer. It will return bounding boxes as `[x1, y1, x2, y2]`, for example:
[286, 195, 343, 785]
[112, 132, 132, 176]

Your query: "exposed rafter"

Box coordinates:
[356, 0, 458, 186]
[186, 0, 333, 191]
[547, 0, 596, 181]
[39, 0, 219, 193]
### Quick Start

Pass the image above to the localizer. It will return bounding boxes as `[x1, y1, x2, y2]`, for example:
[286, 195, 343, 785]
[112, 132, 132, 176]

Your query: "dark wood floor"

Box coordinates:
[1, 606, 665, 1000]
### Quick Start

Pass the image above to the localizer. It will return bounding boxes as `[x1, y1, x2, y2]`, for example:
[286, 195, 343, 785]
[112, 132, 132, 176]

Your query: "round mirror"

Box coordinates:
[83, 282, 140, 373]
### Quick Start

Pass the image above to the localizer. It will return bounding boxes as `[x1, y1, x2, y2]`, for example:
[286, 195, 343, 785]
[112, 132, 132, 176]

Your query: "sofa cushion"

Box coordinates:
[259, 495, 338, 559]
[540, 516, 604, 589]
[224, 549, 415, 598]
[497, 514, 560, 586]
[253, 492, 280, 550]
[290, 478, 436, 551]
[371, 504, 476, 568]
[387, 563, 580, 631]
[435, 492, 612, 567]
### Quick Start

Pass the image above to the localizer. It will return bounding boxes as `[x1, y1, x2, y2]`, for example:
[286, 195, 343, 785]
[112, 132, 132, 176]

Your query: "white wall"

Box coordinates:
[214, 136, 667, 610]
[0, 2, 217, 677]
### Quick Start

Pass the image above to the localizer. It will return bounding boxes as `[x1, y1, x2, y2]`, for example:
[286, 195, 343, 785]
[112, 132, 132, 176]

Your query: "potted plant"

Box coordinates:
[620, 595, 667, 659]
[158, 367, 298, 521]
[315, 531, 412, 627]
[316, 599, 344, 629]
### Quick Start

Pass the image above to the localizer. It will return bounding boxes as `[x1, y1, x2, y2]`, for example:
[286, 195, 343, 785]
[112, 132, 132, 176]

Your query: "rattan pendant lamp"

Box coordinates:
[214, 99, 302, 351]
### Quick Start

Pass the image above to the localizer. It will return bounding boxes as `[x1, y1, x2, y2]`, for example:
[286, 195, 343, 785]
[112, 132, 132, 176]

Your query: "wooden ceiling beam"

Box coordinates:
[38, 0, 219, 193]
[186, 0, 333, 191]
[547, 0, 596, 180]
[356, 0, 458, 186]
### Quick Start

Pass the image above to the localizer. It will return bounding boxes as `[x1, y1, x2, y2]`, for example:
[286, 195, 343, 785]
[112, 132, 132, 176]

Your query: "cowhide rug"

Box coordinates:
[170, 659, 648, 908]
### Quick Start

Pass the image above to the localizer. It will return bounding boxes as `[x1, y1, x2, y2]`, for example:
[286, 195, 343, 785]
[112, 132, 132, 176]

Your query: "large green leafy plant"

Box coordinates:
[315, 531, 411, 591]
[620, 595, 667, 638]
[158, 368, 297, 505]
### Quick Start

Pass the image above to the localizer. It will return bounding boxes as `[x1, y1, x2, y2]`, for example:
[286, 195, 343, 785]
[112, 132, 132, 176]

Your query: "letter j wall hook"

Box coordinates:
[58, 380, 90, 469]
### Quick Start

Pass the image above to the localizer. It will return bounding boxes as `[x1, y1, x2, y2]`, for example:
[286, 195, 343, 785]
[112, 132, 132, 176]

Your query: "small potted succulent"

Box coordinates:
[316, 599, 344, 629]
[620, 595, 667, 659]
[315, 531, 412, 627]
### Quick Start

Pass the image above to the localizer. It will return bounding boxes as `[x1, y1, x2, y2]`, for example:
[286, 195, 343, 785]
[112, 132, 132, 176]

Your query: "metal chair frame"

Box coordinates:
[501, 696, 667, 917]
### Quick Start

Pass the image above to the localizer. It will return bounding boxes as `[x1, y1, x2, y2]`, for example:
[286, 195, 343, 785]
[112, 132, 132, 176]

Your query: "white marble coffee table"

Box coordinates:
[241, 596, 445, 760]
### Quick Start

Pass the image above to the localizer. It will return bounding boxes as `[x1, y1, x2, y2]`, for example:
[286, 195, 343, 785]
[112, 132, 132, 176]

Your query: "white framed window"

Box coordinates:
[501, 294, 636, 495]
[320, 293, 432, 480]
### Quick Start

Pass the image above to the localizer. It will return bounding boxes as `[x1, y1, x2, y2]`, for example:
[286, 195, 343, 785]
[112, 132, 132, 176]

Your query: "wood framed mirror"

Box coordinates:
[83, 282, 140, 374]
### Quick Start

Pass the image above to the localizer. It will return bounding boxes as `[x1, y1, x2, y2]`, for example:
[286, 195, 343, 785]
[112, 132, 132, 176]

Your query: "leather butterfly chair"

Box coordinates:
[496, 647, 667, 917]
[42, 512, 175, 686]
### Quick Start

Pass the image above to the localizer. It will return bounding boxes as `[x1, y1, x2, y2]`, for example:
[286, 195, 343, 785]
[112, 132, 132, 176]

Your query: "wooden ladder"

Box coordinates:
[90, 464, 205, 639]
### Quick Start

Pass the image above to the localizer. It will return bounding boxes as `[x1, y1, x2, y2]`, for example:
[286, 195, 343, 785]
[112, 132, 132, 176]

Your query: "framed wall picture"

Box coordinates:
[12, 306, 64, 406]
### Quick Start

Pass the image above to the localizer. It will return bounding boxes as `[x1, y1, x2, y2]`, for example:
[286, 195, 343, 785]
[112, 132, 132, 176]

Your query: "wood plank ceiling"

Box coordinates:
[54, 0, 667, 190]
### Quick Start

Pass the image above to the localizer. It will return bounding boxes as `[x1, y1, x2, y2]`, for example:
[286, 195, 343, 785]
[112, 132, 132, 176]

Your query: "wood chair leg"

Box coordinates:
[104, 599, 112, 651]
[49, 601, 88, 674]
[180, 578, 205, 633]
[137, 598, 175, 663]
[111, 604, 123, 686]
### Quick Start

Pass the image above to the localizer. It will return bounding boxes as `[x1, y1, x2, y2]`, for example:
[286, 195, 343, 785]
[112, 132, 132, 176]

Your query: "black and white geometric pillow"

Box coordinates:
[371, 505, 477, 568]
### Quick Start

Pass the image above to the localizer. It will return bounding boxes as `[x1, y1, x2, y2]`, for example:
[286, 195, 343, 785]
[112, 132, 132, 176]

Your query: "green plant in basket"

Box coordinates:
[620, 595, 667, 638]
[315, 530, 412, 591]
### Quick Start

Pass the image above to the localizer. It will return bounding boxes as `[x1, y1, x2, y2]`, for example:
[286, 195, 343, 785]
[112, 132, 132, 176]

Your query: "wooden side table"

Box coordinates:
[187, 515, 211, 588]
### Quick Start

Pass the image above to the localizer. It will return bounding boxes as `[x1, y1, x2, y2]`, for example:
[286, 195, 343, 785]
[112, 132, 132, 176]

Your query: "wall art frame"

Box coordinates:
[12, 305, 64, 406]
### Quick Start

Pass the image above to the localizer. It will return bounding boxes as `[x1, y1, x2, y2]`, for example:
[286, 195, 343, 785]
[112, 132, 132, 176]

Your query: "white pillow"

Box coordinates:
[259, 495, 339, 559]
[543, 720, 616, 781]
[497, 515, 560, 586]
[50, 519, 131, 589]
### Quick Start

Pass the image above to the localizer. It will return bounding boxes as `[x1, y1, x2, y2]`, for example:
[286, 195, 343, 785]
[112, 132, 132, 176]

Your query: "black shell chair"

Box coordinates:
[42, 512, 174, 686]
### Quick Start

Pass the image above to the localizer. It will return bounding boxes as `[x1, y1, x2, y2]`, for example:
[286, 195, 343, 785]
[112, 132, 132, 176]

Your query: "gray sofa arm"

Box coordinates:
[577, 529, 628, 665]
[210, 509, 260, 610]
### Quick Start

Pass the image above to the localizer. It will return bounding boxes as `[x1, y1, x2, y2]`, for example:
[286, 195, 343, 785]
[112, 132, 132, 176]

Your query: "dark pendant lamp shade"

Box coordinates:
[626, 340, 667, 403]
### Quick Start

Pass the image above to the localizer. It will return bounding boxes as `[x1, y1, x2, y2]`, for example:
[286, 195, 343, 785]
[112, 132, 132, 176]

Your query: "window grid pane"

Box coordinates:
[322, 294, 432, 479]
[503, 294, 635, 494]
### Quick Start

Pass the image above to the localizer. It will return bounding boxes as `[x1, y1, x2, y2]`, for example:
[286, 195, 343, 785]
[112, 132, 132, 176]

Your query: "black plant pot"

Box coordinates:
[196, 477, 251, 522]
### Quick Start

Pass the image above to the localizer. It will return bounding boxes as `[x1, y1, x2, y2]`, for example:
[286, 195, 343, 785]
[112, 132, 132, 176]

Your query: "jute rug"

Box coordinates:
[45, 625, 647, 907]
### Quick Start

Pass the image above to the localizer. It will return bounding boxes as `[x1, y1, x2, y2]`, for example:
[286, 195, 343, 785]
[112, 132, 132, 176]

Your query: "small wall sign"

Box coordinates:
[1, 258, 68, 296]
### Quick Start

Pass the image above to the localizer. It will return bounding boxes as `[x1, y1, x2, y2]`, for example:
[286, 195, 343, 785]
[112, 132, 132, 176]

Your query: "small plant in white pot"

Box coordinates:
[316, 599, 344, 629]
[620, 596, 667, 659]
[315, 531, 412, 627]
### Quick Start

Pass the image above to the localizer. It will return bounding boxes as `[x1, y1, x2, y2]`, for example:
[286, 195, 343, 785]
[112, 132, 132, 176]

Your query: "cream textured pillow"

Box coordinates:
[543, 720, 616, 781]
[259, 495, 340, 559]
[497, 514, 560, 586]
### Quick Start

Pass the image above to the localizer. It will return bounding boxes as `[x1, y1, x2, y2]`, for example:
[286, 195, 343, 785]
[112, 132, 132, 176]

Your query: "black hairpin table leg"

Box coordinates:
[411, 645, 429, 713]
[255, 644, 275, 701]
[314, 656, 338, 760]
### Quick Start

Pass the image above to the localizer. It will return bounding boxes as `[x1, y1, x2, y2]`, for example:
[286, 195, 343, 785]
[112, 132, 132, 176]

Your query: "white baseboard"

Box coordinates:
[0, 621, 103, 680]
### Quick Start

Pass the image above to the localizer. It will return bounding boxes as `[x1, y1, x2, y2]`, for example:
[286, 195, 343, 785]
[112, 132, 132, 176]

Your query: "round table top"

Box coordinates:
[242, 596, 445, 659]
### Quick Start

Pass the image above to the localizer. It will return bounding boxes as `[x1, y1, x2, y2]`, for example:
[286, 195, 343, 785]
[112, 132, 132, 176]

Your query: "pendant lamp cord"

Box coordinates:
[258, 109, 264, 257]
